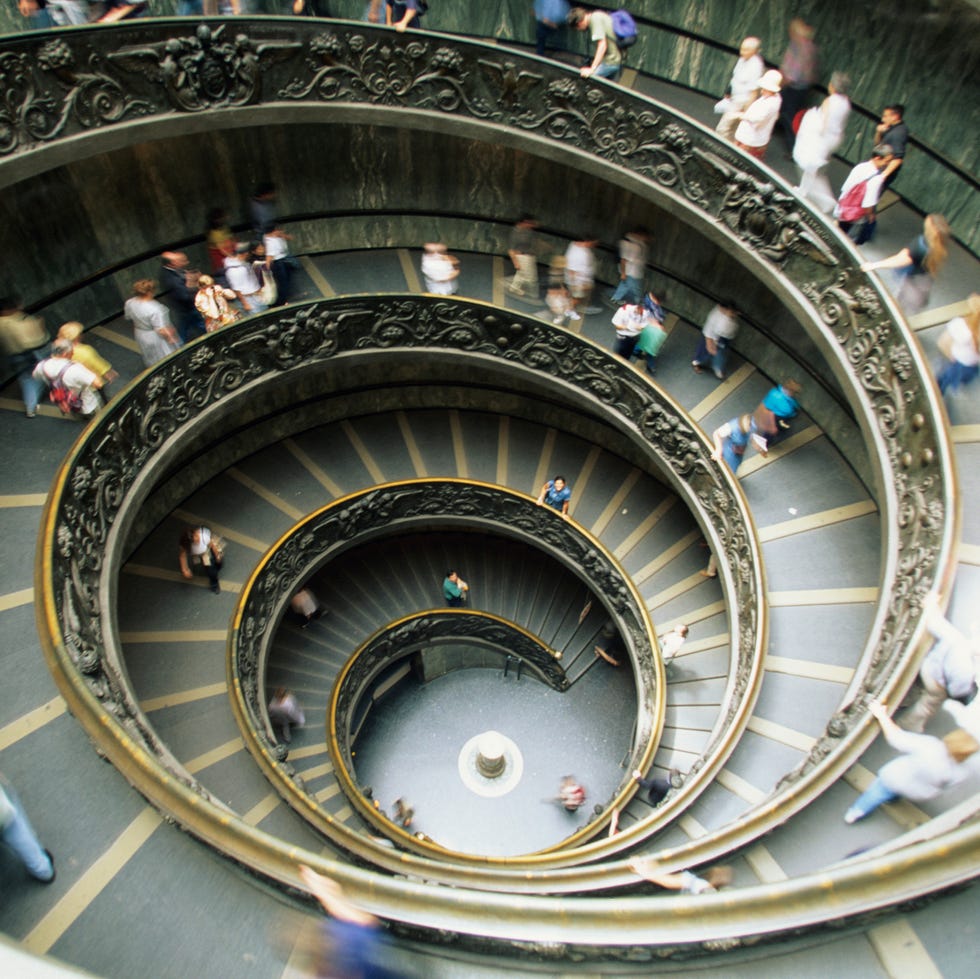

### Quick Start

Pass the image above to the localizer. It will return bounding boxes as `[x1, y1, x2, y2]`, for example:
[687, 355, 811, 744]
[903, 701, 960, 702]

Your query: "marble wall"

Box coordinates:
[1, 4, 974, 248]
[0, 119, 867, 486]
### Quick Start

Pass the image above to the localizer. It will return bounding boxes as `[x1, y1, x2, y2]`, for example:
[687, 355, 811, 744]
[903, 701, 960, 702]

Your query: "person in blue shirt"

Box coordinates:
[534, 0, 570, 58]
[751, 379, 801, 452]
[711, 416, 753, 474]
[387, 0, 424, 32]
[537, 475, 572, 517]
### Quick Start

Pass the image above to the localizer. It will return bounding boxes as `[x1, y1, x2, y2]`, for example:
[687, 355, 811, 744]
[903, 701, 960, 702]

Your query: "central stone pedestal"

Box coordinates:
[458, 730, 523, 798]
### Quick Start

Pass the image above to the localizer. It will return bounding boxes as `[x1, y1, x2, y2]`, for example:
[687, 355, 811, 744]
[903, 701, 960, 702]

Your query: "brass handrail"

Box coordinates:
[29, 17, 961, 952]
[228, 480, 664, 860]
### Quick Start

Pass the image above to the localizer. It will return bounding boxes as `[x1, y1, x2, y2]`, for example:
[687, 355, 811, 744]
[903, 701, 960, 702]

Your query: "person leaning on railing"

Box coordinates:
[629, 855, 733, 894]
[843, 700, 979, 824]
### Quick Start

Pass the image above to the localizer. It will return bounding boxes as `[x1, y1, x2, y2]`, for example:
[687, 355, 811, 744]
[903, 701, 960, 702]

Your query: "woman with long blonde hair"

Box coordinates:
[936, 293, 980, 396]
[861, 213, 951, 313]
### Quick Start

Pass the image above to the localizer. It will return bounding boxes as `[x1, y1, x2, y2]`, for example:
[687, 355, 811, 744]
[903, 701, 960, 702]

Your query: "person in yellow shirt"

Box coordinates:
[57, 322, 118, 403]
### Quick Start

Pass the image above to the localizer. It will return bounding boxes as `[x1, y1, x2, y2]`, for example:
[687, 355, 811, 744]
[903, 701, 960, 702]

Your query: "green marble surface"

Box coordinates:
[0, 4, 974, 248]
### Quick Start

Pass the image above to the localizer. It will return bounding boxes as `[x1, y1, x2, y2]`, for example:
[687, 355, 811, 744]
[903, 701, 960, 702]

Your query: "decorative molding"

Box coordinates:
[232, 485, 653, 843]
[27, 19, 961, 954]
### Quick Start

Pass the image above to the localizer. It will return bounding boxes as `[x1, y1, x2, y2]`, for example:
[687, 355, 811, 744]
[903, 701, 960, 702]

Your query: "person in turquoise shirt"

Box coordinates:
[443, 570, 469, 607]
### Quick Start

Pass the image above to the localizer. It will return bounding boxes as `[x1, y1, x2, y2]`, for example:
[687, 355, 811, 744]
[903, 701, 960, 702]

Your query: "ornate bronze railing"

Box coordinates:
[37, 291, 770, 876]
[28, 18, 964, 955]
[230, 482, 661, 856]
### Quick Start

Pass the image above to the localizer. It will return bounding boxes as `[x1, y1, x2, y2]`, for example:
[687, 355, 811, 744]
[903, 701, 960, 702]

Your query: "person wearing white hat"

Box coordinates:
[734, 69, 783, 161]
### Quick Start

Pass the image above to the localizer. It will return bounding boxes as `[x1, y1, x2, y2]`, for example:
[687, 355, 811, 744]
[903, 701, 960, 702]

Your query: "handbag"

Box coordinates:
[210, 535, 226, 562]
[261, 272, 277, 308]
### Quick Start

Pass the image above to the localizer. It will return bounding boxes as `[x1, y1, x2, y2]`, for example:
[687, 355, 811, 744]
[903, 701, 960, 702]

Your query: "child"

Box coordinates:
[421, 242, 459, 295]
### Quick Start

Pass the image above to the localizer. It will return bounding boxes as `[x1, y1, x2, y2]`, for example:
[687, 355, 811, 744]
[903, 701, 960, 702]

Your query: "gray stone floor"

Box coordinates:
[353, 664, 636, 856]
[1, 53, 978, 979]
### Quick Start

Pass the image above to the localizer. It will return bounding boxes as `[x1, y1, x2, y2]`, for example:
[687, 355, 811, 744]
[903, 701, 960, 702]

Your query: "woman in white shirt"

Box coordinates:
[421, 242, 460, 295]
[936, 293, 980, 396]
[734, 70, 783, 160]
[844, 700, 978, 823]
[793, 72, 852, 213]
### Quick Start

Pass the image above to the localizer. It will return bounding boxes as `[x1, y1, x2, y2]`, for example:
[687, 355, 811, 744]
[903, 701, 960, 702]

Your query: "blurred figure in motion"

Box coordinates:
[290, 587, 325, 628]
[268, 687, 306, 743]
[421, 242, 460, 295]
[557, 774, 586, 812]
[298, 864, 410, 978]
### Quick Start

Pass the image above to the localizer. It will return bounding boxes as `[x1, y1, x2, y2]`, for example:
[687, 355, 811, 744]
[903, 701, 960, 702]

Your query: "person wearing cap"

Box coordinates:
[734, 70, 783, 160]
[224, 243, 268, 316]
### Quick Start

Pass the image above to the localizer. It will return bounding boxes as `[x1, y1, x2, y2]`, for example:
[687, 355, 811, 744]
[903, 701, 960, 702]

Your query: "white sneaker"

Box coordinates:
[567, 311, 581, 321]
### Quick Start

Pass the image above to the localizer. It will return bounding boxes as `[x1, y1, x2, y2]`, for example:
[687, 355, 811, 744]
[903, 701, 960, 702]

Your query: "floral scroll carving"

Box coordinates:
[0, 40, 151, 154]
[110, 24, 300, 112]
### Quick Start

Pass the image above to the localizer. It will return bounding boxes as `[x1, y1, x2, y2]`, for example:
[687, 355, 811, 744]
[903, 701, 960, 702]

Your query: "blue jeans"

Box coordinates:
[693, 336, 729, 376]
[1, 785, 54, 881]
[848, 777, 900, 820]
[937, 360, 978, 395]
[610, 275, 642, 305]
[593, 63, 622, 81]
[8, 347, 48, 414]
[241, 295, 268, 317]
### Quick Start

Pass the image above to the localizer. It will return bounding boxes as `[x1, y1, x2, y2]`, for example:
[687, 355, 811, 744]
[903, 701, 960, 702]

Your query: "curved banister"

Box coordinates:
[37, 292, 769, 875]
[27, 17, 964, 953]
[230, 480, 665, 859]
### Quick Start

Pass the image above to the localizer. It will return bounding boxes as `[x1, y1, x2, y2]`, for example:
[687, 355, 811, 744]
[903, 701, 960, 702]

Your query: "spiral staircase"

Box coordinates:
[1, 15, 978, 979]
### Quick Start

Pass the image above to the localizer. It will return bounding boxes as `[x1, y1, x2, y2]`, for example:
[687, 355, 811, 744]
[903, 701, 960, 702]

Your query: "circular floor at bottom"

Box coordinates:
[352, 661, 638, 856]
